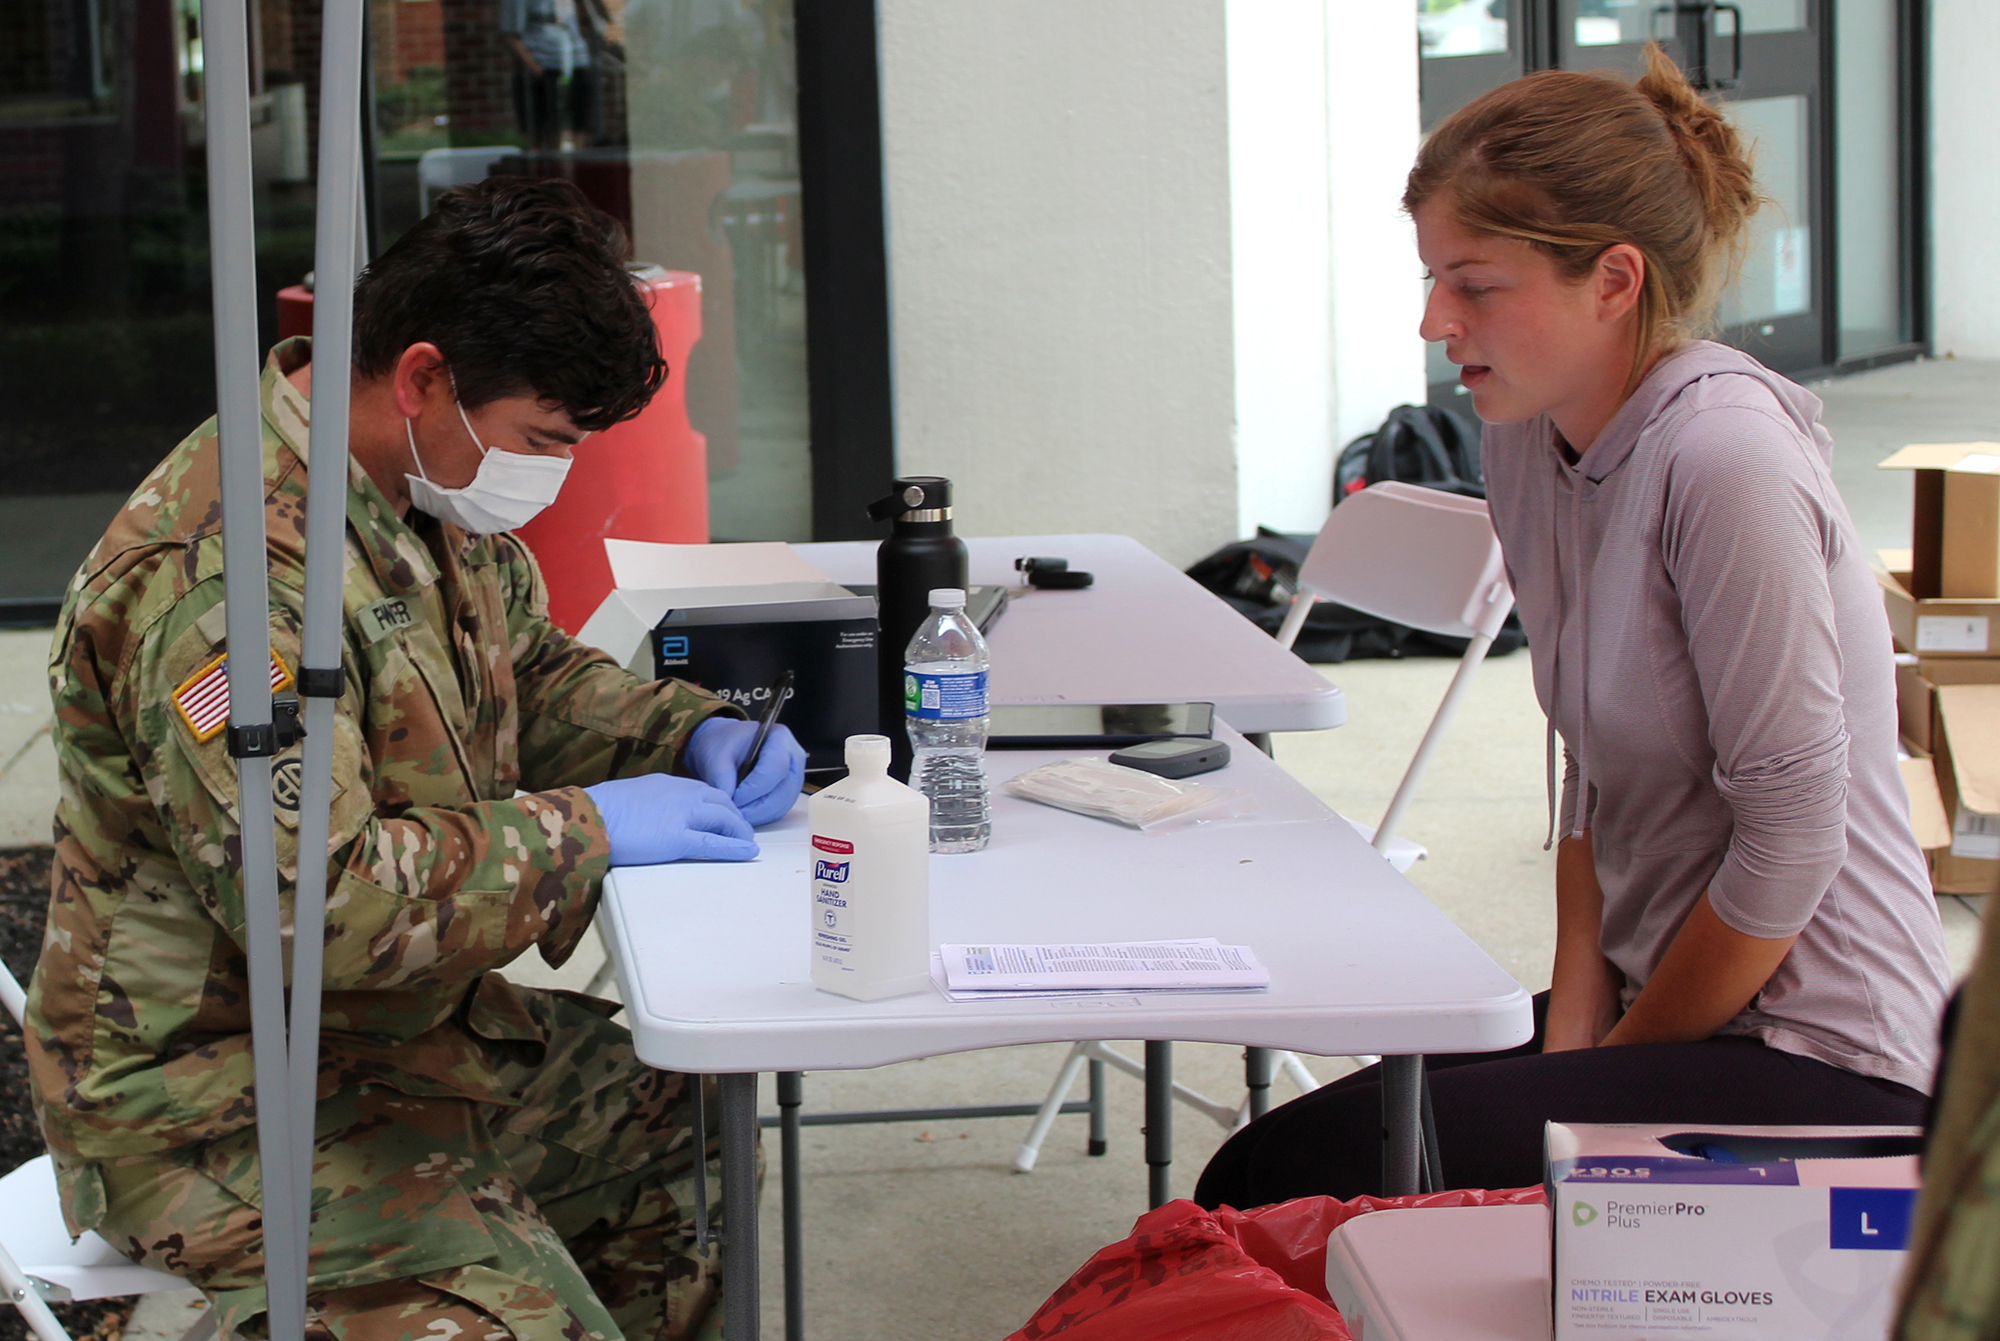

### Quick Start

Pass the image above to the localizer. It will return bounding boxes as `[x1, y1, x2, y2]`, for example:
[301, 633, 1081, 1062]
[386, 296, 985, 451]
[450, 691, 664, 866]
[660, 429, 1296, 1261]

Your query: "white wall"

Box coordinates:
[1226, 0, 1332, 537]
[876, 1, 1426, 563]
[877, 0, 1239, 569]
[1323, 5, 1427, 454]
[1228, 0, 1427, 536]
[1930, 0, 2000, 360]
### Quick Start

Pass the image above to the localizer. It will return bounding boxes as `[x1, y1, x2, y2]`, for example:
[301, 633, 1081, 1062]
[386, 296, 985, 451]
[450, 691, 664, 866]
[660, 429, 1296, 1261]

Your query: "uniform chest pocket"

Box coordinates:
[362, 632, 481, 811]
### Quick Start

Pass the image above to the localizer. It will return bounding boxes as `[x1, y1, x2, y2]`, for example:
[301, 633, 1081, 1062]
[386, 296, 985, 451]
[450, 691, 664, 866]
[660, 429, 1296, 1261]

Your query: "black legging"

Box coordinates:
[1195, 992, 1928, 1209]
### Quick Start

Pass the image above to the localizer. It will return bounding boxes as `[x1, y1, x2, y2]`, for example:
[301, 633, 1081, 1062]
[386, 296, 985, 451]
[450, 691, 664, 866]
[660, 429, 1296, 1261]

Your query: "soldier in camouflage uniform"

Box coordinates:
[24, 179, 803, 1341]
[1895, 907, 2000, 1340]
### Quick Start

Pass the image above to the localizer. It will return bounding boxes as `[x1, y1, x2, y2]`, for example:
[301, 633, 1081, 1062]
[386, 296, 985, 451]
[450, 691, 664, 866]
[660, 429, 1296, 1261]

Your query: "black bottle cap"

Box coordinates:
[866, 476, 953, 522]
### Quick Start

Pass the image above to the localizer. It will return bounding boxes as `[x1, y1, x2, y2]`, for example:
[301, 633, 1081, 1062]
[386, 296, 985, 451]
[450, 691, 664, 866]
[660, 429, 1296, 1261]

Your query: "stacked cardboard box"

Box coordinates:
[1876, 443, 2000, 895]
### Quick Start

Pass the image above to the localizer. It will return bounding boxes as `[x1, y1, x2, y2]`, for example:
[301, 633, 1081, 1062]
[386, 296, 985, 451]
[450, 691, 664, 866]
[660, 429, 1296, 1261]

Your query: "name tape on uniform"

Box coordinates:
[358, 596, 417, 644]
[173, 651, 296, 743]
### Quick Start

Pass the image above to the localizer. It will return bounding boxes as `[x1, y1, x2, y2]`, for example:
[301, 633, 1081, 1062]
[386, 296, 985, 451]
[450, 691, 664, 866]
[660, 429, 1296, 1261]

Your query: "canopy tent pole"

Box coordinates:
[197, 0, 307, 1336]
[200, 2, 367, 1336]
[287, 0, 368, 1287]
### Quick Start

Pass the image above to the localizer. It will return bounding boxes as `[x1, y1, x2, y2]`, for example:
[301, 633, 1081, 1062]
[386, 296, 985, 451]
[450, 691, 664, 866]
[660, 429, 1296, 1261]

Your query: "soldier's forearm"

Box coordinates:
[313, 789, 611, 991]
[515, 670, 742, 791]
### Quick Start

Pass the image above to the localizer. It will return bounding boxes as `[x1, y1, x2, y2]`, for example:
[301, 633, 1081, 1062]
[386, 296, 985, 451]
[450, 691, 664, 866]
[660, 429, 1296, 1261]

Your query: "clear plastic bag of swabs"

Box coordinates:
[1004, 757, 1255, 833]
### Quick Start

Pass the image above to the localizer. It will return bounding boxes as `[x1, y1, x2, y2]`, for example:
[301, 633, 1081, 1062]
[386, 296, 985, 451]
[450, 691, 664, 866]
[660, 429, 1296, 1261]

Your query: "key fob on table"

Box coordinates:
[1107, 737, 1230, 779]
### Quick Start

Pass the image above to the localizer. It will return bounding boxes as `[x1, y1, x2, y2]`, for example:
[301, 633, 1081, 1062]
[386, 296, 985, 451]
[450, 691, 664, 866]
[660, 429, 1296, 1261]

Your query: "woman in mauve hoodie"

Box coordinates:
[1199, 45, 1949, 1208]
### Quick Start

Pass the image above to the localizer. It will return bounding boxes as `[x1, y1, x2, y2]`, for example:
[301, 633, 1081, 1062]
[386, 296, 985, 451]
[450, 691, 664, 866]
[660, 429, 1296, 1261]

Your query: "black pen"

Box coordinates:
[738, 669, 795, 784]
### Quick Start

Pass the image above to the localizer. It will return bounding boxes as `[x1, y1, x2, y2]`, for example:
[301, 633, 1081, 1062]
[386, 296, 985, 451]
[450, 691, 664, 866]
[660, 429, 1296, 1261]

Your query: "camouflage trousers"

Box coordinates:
[86, 987, 734, 1341]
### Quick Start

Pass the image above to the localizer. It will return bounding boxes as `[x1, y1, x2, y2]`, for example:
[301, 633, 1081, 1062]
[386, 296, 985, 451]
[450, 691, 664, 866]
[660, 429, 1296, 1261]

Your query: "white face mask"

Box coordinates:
[404, 395, 572, 534]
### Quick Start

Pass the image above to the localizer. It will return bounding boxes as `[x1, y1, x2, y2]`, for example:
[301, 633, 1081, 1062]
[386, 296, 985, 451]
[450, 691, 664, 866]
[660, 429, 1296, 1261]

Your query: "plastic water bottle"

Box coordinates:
[904, 588, 991, 853]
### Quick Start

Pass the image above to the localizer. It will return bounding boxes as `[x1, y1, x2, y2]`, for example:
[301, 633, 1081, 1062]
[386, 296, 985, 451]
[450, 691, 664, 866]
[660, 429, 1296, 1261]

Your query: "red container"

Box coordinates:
[277, 284, 314, 340]
[514, 270, 710, 633]
[275, 272, 710, 635]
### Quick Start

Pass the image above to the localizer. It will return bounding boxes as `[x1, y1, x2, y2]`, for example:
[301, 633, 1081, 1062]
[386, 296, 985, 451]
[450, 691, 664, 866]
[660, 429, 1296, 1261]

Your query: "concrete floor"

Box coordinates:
[4, 352, 1992, 1340]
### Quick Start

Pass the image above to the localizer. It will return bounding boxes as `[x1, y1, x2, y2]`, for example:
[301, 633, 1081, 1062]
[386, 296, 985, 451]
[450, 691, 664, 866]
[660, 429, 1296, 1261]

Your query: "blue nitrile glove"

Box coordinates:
[685, 716, 808, 827]
[582, 774, 759, 865]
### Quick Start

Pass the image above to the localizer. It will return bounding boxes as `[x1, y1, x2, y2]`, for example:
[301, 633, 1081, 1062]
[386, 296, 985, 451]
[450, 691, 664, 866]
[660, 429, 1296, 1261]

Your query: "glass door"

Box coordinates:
[1560, 0, 1825, 371]
[1833, 0, 1918, 364]
[1421, 0, 1531, 407]
[1421, 0, 1526, 128]
[367, 0, 815, 544]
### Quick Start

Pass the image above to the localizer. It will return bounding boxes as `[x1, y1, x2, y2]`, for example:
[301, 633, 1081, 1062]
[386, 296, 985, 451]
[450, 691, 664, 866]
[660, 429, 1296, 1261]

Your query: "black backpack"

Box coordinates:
[1333, 403, 1483, 507]
[1186, 529, 1524, 665]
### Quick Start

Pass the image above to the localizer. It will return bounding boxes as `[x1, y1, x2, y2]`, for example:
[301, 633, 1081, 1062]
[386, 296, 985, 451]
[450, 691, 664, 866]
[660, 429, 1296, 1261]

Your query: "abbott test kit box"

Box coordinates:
[1547, 1122, 1921, 1340]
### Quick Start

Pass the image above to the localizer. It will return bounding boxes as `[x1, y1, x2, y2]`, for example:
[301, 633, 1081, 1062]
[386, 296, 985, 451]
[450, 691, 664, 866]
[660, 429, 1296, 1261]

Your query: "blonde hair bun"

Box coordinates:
[1634, 43, 1760, 248]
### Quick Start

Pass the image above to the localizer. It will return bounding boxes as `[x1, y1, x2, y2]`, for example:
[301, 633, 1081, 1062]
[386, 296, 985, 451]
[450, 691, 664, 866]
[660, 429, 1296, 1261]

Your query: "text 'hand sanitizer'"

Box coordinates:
[810, 734, 931, 1000]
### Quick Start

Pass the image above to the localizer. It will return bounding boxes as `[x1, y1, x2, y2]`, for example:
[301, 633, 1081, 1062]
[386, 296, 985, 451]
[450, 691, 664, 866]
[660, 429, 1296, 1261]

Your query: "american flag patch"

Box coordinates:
[172, 651, 295, 743]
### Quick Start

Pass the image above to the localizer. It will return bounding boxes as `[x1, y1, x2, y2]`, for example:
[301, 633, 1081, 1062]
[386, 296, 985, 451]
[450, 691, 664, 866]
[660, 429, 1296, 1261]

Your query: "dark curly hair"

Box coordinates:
[351, 176, 668, 432]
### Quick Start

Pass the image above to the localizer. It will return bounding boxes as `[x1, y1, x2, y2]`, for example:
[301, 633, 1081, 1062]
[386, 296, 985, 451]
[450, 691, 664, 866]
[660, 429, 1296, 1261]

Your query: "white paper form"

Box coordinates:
[925, 952, 1268, 1003]
[937, 939, 1270, 995]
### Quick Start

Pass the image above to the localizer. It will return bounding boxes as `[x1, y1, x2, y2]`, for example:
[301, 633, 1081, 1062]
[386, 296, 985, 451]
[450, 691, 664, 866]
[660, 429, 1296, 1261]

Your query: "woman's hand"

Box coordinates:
[1600, 891, 1798, 1047]
[1545, 833, 1624, 1052]
[1545, 954, 1624, 1052]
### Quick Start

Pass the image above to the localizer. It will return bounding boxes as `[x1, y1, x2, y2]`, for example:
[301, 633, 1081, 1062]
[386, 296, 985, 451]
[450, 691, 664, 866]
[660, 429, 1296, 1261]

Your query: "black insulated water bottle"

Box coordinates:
[869, 477, 968, 780]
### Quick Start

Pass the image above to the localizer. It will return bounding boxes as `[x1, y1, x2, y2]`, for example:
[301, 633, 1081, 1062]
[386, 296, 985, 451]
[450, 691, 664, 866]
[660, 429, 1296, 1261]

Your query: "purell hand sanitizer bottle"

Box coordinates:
[809, 735, 931, 1000]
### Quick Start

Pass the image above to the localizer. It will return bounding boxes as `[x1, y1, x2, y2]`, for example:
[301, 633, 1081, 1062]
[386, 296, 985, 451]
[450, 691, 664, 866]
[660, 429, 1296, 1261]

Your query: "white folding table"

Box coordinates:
[793, 534, 1347, 736]
[601, 732, 1533, 1339]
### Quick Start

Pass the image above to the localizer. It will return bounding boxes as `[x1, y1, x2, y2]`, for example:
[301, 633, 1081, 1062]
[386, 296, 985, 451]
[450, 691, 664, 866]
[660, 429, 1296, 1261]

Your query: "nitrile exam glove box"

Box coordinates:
[1546, 1121, 1921, 1340]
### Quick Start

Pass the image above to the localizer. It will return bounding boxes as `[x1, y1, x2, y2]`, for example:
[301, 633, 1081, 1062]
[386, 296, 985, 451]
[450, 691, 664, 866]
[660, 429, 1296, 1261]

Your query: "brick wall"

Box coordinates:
[394, 0, 447, 79]
[0, 129, 64, 210]
[443, 0, 516, 136]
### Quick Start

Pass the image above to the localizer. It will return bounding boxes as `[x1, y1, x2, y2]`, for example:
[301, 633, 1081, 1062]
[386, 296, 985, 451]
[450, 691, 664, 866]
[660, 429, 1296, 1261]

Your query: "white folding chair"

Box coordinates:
[416, 147, 504, 217]
[1276, 480, 1516, 859]
[1013, 481, 1516, 1173]
[0, 963, 215, 1341]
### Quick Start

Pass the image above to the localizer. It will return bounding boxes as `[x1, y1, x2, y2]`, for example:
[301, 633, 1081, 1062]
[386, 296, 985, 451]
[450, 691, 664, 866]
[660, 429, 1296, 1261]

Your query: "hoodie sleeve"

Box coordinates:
[1558, 747, 1595, 836]
[1661, 404, 1850, 938]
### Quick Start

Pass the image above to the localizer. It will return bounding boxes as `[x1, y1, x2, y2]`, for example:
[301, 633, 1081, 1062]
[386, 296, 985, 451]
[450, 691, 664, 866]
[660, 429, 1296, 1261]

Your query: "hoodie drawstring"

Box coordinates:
[1542, 438, 1592, 849]
[1570, 476, 1591, 841]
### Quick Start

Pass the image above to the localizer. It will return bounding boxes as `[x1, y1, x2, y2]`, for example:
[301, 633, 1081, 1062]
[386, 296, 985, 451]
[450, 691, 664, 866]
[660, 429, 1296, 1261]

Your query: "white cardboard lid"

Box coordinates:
[1877, 442, 2000, 472]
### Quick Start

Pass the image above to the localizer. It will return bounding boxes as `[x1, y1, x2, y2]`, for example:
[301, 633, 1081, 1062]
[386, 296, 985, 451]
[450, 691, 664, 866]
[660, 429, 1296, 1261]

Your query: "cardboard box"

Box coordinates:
[1547, 1123, 1921, 1341]
[1324, 1204, 1551, 1341]
[575, 540, 880, 772]
[1933, 682, 2000, 894]
[1878, 443, 2000, 599]
[650, 596, 878, 771]
[1876, 566, 2000, 657]
[1894, 657, 2000, 893]
[1900, 737, 1953, 853]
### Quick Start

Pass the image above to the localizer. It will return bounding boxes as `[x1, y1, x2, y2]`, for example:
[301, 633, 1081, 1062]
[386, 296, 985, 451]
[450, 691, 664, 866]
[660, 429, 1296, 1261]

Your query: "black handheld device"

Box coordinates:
[1107, 737, 1231, 779]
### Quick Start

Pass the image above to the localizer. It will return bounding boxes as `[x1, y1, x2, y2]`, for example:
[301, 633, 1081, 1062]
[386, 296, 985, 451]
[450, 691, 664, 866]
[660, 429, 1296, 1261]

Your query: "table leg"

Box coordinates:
[1144, 1041, 1173, 1208]
[777, 1072, 804, 1341]
[1244, 1047, 1274, 1121]
[1379, 1055, 1423, 1197]
[692, 1076, 711, 1249]
[720, 1072, 761, 1341]
[1087, 1058, 1108, 1157]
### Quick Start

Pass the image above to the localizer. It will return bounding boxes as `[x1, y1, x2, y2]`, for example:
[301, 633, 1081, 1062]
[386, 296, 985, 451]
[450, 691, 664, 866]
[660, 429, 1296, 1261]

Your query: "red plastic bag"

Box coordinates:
[1006, 1187, 1546, 1341]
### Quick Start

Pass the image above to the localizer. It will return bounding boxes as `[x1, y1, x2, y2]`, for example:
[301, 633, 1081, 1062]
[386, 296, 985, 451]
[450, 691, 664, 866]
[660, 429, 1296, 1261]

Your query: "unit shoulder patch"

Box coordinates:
[172, 650, 296, 743]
